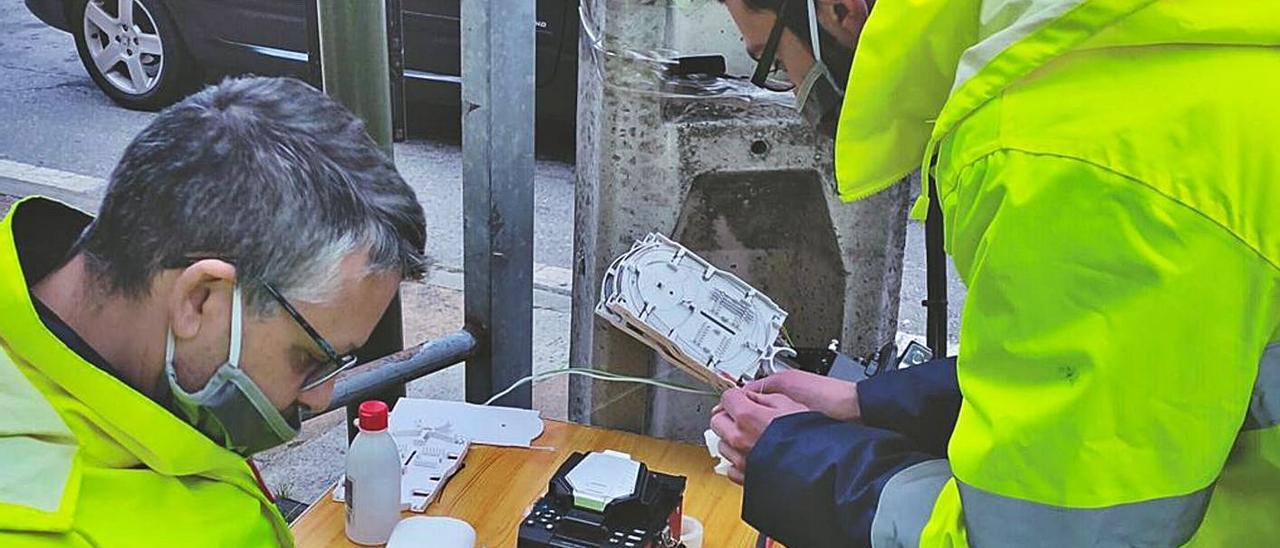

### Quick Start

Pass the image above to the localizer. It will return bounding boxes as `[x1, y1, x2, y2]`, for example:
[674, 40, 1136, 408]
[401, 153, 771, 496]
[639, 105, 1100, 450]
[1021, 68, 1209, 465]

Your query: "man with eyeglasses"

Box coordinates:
[0, 76, 427, 546]
[712, 1, 1280, 546]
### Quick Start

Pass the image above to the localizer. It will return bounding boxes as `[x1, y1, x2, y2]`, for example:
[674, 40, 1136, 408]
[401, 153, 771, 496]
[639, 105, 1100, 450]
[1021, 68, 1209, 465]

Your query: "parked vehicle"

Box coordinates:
[23, 0, 578, 125]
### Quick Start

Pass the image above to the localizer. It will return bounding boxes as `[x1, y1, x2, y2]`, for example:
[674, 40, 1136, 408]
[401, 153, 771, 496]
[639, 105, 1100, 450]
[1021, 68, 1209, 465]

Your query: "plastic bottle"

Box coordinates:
[345, 400, 402, 545]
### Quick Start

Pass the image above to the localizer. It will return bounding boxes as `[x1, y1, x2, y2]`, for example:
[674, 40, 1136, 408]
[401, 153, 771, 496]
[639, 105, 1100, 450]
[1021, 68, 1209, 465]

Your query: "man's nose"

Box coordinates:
[296, 378, 336, 414]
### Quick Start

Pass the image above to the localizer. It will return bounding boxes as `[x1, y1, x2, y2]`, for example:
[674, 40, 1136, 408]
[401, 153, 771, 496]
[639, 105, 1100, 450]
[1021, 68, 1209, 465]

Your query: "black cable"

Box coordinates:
[924, 157, 949, 356]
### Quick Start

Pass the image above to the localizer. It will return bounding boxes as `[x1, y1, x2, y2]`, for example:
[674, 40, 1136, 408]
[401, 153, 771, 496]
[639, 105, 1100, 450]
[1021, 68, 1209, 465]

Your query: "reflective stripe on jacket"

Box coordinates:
[0, 197, 293, 547]
[827, 1, 1280, 545]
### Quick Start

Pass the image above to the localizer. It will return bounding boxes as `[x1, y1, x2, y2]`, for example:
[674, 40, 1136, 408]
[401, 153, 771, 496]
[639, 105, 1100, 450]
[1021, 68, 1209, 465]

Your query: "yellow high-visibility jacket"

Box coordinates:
[836, 1, 1280, 545]
[0, 197, 293, 547]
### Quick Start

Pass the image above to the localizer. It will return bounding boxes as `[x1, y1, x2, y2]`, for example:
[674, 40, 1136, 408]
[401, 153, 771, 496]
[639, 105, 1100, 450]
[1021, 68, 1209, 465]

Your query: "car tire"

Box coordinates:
[71, 0, 199, 111]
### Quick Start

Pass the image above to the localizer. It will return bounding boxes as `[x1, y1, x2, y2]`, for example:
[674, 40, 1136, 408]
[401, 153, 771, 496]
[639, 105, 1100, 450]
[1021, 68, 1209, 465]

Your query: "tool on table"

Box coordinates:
[518, 450, 687, 547]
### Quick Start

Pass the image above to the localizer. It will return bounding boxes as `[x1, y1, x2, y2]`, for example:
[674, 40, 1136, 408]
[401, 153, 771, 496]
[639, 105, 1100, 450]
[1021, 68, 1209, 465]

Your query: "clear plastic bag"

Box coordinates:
[578, 0, 797, 109]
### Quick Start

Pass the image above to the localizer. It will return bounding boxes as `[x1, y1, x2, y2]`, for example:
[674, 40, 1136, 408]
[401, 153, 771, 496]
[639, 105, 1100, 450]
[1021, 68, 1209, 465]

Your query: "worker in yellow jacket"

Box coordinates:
[711, 1, 1280, 545]
[0, 76, 427, 546]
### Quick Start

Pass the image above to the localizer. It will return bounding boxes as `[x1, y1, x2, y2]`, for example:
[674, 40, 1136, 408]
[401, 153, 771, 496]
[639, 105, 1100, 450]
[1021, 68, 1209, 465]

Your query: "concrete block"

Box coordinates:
[570, 0, 911, 441]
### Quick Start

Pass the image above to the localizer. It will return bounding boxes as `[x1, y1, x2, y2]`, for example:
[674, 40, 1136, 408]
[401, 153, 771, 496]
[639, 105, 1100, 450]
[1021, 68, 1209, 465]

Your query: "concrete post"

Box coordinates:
[569, 0, 911, 440]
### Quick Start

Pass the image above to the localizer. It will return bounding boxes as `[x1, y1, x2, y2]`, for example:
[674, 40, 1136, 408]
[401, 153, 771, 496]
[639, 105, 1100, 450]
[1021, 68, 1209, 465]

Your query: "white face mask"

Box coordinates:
[163, 285, 300, 456]
[795, 0, 846, 133]
[796, 59, 844, 133]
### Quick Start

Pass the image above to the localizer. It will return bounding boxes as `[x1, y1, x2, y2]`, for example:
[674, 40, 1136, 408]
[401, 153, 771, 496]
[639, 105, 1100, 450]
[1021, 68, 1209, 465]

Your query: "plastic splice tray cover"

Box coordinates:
[597, 233, 789, 391]
[388, 398, 544, 448]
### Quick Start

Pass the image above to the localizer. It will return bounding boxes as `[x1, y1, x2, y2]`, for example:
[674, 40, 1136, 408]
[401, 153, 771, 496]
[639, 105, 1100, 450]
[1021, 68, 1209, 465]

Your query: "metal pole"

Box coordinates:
[386, 0, 407, 143]
[308, 329, 478, 418]
[316, 0, 395, 156]
[307, 1, 402, 143]
[304, 1, 320, 87]
[461, 0, 536, 407]
[925, 166, 949, 355]
[314, 0, 405, 441]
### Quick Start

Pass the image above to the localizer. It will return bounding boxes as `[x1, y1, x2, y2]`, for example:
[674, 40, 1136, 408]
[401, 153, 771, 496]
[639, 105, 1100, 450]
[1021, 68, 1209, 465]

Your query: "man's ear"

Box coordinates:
[168, 259, 237, 340]
[817, 0, 870, 49]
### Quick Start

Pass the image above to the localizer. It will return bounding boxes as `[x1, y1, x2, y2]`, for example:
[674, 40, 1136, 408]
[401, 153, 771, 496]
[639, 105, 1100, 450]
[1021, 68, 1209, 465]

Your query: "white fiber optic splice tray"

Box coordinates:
[333, 427, 470, 513]
[597, 233, 790, 391]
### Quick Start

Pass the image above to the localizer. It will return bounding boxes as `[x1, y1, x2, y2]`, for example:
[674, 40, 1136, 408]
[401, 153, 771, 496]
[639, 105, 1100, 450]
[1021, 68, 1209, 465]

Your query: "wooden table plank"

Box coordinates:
[291, 420, 760, 547]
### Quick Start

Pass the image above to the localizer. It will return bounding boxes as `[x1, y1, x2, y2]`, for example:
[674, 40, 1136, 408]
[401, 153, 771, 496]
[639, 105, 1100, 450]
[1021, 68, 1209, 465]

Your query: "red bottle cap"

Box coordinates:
[358, 400, 389, 432]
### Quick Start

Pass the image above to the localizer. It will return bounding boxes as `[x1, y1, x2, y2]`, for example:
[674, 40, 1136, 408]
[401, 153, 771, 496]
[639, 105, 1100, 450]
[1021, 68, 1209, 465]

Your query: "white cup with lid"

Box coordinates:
[386, 516, 476, 548]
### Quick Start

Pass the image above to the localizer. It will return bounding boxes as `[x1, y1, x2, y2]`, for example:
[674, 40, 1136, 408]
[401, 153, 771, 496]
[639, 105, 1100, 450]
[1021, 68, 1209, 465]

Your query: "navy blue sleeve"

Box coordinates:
[857, 357, 959, 456]
[742, 412, 936, 548]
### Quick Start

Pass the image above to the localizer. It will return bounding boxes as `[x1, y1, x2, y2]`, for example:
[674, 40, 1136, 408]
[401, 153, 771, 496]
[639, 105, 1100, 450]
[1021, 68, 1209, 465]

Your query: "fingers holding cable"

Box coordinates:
[712, 388, 810, 485]
[710, 407, 746, 485]
[726, 464, 745, 484]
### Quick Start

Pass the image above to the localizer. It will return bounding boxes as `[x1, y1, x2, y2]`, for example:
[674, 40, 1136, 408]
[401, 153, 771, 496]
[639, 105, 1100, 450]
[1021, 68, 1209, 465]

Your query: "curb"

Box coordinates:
[0, 159, 104, 212]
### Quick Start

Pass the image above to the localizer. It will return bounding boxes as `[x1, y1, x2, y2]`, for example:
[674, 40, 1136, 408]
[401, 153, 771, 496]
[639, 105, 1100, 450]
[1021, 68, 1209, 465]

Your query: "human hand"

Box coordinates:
[710, 389, 809, 484]
[743, 368, 860, 422]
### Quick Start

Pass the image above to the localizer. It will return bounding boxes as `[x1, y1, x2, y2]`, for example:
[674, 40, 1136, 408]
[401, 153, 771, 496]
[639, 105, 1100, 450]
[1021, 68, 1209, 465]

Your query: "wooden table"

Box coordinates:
[291, 420, 761, 547]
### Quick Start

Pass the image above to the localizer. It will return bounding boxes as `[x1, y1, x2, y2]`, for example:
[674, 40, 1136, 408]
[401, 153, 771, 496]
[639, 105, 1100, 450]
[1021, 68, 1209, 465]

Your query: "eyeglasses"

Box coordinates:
[260, 283, 359, 392]
[165, 257, 358, 392]
[750, 0, 796, 93]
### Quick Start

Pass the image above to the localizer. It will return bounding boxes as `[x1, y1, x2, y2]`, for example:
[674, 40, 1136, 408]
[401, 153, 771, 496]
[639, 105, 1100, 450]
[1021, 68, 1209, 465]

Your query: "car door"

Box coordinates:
[172, 0, 309, 79]
[174, 0, 575, 114]
[402, 0, 572, 89]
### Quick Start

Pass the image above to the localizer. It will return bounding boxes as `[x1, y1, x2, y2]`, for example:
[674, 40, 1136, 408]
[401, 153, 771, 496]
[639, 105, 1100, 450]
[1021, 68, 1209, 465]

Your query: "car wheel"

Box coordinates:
[71, 0, 198, 111]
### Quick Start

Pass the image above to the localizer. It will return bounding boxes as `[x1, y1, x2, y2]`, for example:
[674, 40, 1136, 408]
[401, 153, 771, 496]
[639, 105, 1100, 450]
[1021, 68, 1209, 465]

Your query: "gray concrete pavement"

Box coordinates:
[0, 0, 964, 506]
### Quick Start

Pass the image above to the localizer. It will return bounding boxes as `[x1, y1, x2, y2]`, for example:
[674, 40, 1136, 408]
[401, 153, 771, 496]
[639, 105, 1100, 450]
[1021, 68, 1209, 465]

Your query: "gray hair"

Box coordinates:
[80, 76, 428, 313]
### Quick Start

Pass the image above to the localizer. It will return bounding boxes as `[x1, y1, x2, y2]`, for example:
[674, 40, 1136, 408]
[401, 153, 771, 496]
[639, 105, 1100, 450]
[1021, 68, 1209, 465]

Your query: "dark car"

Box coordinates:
[23, 0, 577, 124]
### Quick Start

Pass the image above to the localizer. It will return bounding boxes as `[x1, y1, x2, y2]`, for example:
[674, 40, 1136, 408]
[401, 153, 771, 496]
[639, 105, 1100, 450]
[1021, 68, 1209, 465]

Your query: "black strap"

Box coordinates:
[924, 158, 949, 356]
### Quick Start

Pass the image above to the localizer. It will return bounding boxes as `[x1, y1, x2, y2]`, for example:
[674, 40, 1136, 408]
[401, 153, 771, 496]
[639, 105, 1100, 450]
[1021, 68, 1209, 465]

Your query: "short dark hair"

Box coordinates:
[81, 76, 428, 311]
[732, 0, 854, 86]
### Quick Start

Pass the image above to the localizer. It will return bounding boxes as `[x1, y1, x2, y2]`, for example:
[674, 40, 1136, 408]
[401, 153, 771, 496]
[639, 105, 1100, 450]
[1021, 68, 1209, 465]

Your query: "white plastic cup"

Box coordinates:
[386, 516, 476, 548]
[681, 516, 704, 548]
